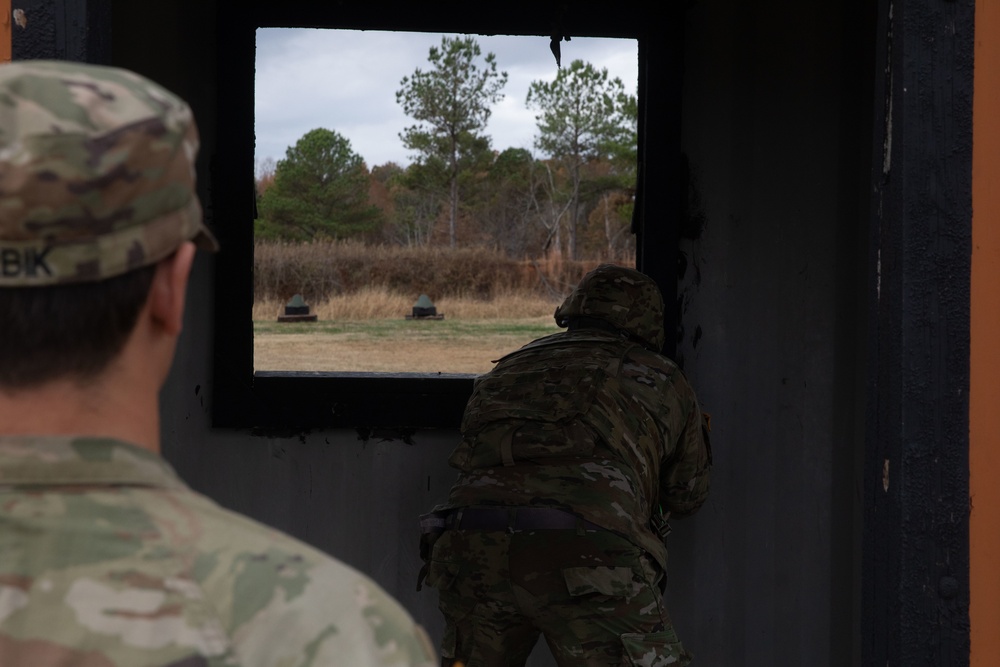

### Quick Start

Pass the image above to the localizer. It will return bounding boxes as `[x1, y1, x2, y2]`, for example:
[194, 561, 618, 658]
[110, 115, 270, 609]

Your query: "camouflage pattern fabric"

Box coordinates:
[442, 329, 712, 573]
[0, 60, 217, 286]
[425, 288, 711, 665]
[0, 436, 437, 666]
[426, 527, 691, 666]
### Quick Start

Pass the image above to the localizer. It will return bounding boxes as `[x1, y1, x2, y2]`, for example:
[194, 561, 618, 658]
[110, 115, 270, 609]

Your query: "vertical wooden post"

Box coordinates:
[970, 0, 1000, 664]
[0, 0, 11, 62]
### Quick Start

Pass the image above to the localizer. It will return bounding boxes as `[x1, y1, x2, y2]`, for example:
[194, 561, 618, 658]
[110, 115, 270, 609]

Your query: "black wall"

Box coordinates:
[669, 2, 873, 663]
[862, 0, 973, 663]
[11, 0, 973, 663]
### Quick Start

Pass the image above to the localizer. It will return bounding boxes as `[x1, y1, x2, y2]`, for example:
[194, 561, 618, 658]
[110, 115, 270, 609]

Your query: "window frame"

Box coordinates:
[211, 2, 680, 429]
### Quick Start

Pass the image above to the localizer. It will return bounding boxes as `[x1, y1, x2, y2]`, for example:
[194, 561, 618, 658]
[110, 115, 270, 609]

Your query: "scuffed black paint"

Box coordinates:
[679, 153, 707, 242]
[11, 0, 111, 63]
[675, 152, 707, 370]
[11, 1, 58, 60]
[250, 426, 312, 441]
[355, 427, 417, 446]
[862, 0, 973, 664]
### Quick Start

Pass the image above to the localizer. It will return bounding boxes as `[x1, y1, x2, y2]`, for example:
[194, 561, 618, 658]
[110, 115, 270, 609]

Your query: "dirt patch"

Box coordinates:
[254, 332, 538, 374]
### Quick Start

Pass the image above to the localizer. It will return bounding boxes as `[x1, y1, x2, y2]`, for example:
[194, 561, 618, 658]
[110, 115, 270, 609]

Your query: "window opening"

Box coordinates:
[253, 28, 639, 375]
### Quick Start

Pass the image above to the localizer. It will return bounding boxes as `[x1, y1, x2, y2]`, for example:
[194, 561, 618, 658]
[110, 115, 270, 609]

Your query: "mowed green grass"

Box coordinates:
[253, 317, 558, 340]
[252, 315, 562, 373]
[251, 290, 565, 372]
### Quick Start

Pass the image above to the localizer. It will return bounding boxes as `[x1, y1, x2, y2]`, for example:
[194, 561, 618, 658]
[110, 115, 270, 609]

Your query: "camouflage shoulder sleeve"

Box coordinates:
[0, 481, 436, 667]
[657, 377, 713, 519]
[226, 558, 438, 667]
[614, 348, 712, 519]
[181, 491, 439, 667]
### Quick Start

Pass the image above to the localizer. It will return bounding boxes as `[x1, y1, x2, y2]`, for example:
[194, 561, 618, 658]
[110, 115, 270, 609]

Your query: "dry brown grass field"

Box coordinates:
[253, 288, 563, 374]
[252, 240, 631, 374]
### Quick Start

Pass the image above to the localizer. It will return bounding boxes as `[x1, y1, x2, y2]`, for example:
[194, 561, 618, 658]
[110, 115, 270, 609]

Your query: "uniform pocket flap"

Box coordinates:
[425, 560, 460, 590]
[620, 629, 690, 666]
[562, 565, 634, 597]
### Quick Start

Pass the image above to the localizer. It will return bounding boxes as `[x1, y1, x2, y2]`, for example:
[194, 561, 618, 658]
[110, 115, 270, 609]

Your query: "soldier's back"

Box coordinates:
[0, 436, 436, 666]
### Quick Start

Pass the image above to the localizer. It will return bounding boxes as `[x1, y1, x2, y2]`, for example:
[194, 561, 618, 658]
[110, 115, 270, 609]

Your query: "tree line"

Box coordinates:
[254, 36, 637, 262]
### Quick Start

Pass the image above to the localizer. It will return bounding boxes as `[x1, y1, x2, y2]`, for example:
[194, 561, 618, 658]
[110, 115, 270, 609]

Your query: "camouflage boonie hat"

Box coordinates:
[554, 264, 666, 351]
[0, 60, 217, 286]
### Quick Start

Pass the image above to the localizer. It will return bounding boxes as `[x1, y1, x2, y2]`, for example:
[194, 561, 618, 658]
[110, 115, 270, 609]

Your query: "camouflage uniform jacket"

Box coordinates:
[440, 330, 712, 571]
[0, 435, 436, 667]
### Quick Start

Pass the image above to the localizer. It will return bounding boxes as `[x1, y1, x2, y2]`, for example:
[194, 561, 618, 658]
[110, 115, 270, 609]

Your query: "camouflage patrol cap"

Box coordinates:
[554, 264, 666, 351]
[0, 60, 217, 287]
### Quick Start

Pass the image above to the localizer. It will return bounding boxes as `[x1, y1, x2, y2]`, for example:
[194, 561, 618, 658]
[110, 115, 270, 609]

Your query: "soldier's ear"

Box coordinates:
[149, 241, 196, 336]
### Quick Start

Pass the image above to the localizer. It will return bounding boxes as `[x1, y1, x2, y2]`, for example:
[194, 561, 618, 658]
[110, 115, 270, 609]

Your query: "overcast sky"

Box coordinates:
[254, 28, 638, 173]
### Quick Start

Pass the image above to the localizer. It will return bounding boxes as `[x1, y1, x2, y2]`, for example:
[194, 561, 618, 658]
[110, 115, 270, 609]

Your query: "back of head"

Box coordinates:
[0, 60, 217, 388]
[554, 264, 666, 352]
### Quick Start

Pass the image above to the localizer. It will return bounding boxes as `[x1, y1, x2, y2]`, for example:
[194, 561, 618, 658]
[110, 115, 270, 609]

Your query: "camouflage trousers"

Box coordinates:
[423, 520, 691, 666]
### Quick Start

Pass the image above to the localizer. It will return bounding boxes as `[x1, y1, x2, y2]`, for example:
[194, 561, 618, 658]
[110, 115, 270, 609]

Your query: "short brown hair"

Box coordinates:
[0, 265, 156, 389]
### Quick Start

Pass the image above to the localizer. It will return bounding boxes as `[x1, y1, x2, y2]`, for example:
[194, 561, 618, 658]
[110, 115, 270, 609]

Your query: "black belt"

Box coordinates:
[445, 507, 604, 532]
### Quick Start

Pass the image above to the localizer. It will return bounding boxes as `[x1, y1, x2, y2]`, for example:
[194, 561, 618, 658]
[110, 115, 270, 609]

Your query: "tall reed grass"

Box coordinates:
[252, 286, 561, 322]
[254, 240, 618, 304]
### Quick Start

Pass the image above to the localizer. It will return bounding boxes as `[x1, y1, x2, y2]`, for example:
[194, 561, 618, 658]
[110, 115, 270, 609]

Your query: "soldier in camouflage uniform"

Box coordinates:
[0, 60, 436, 666]
[420, 264, 712, 666]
